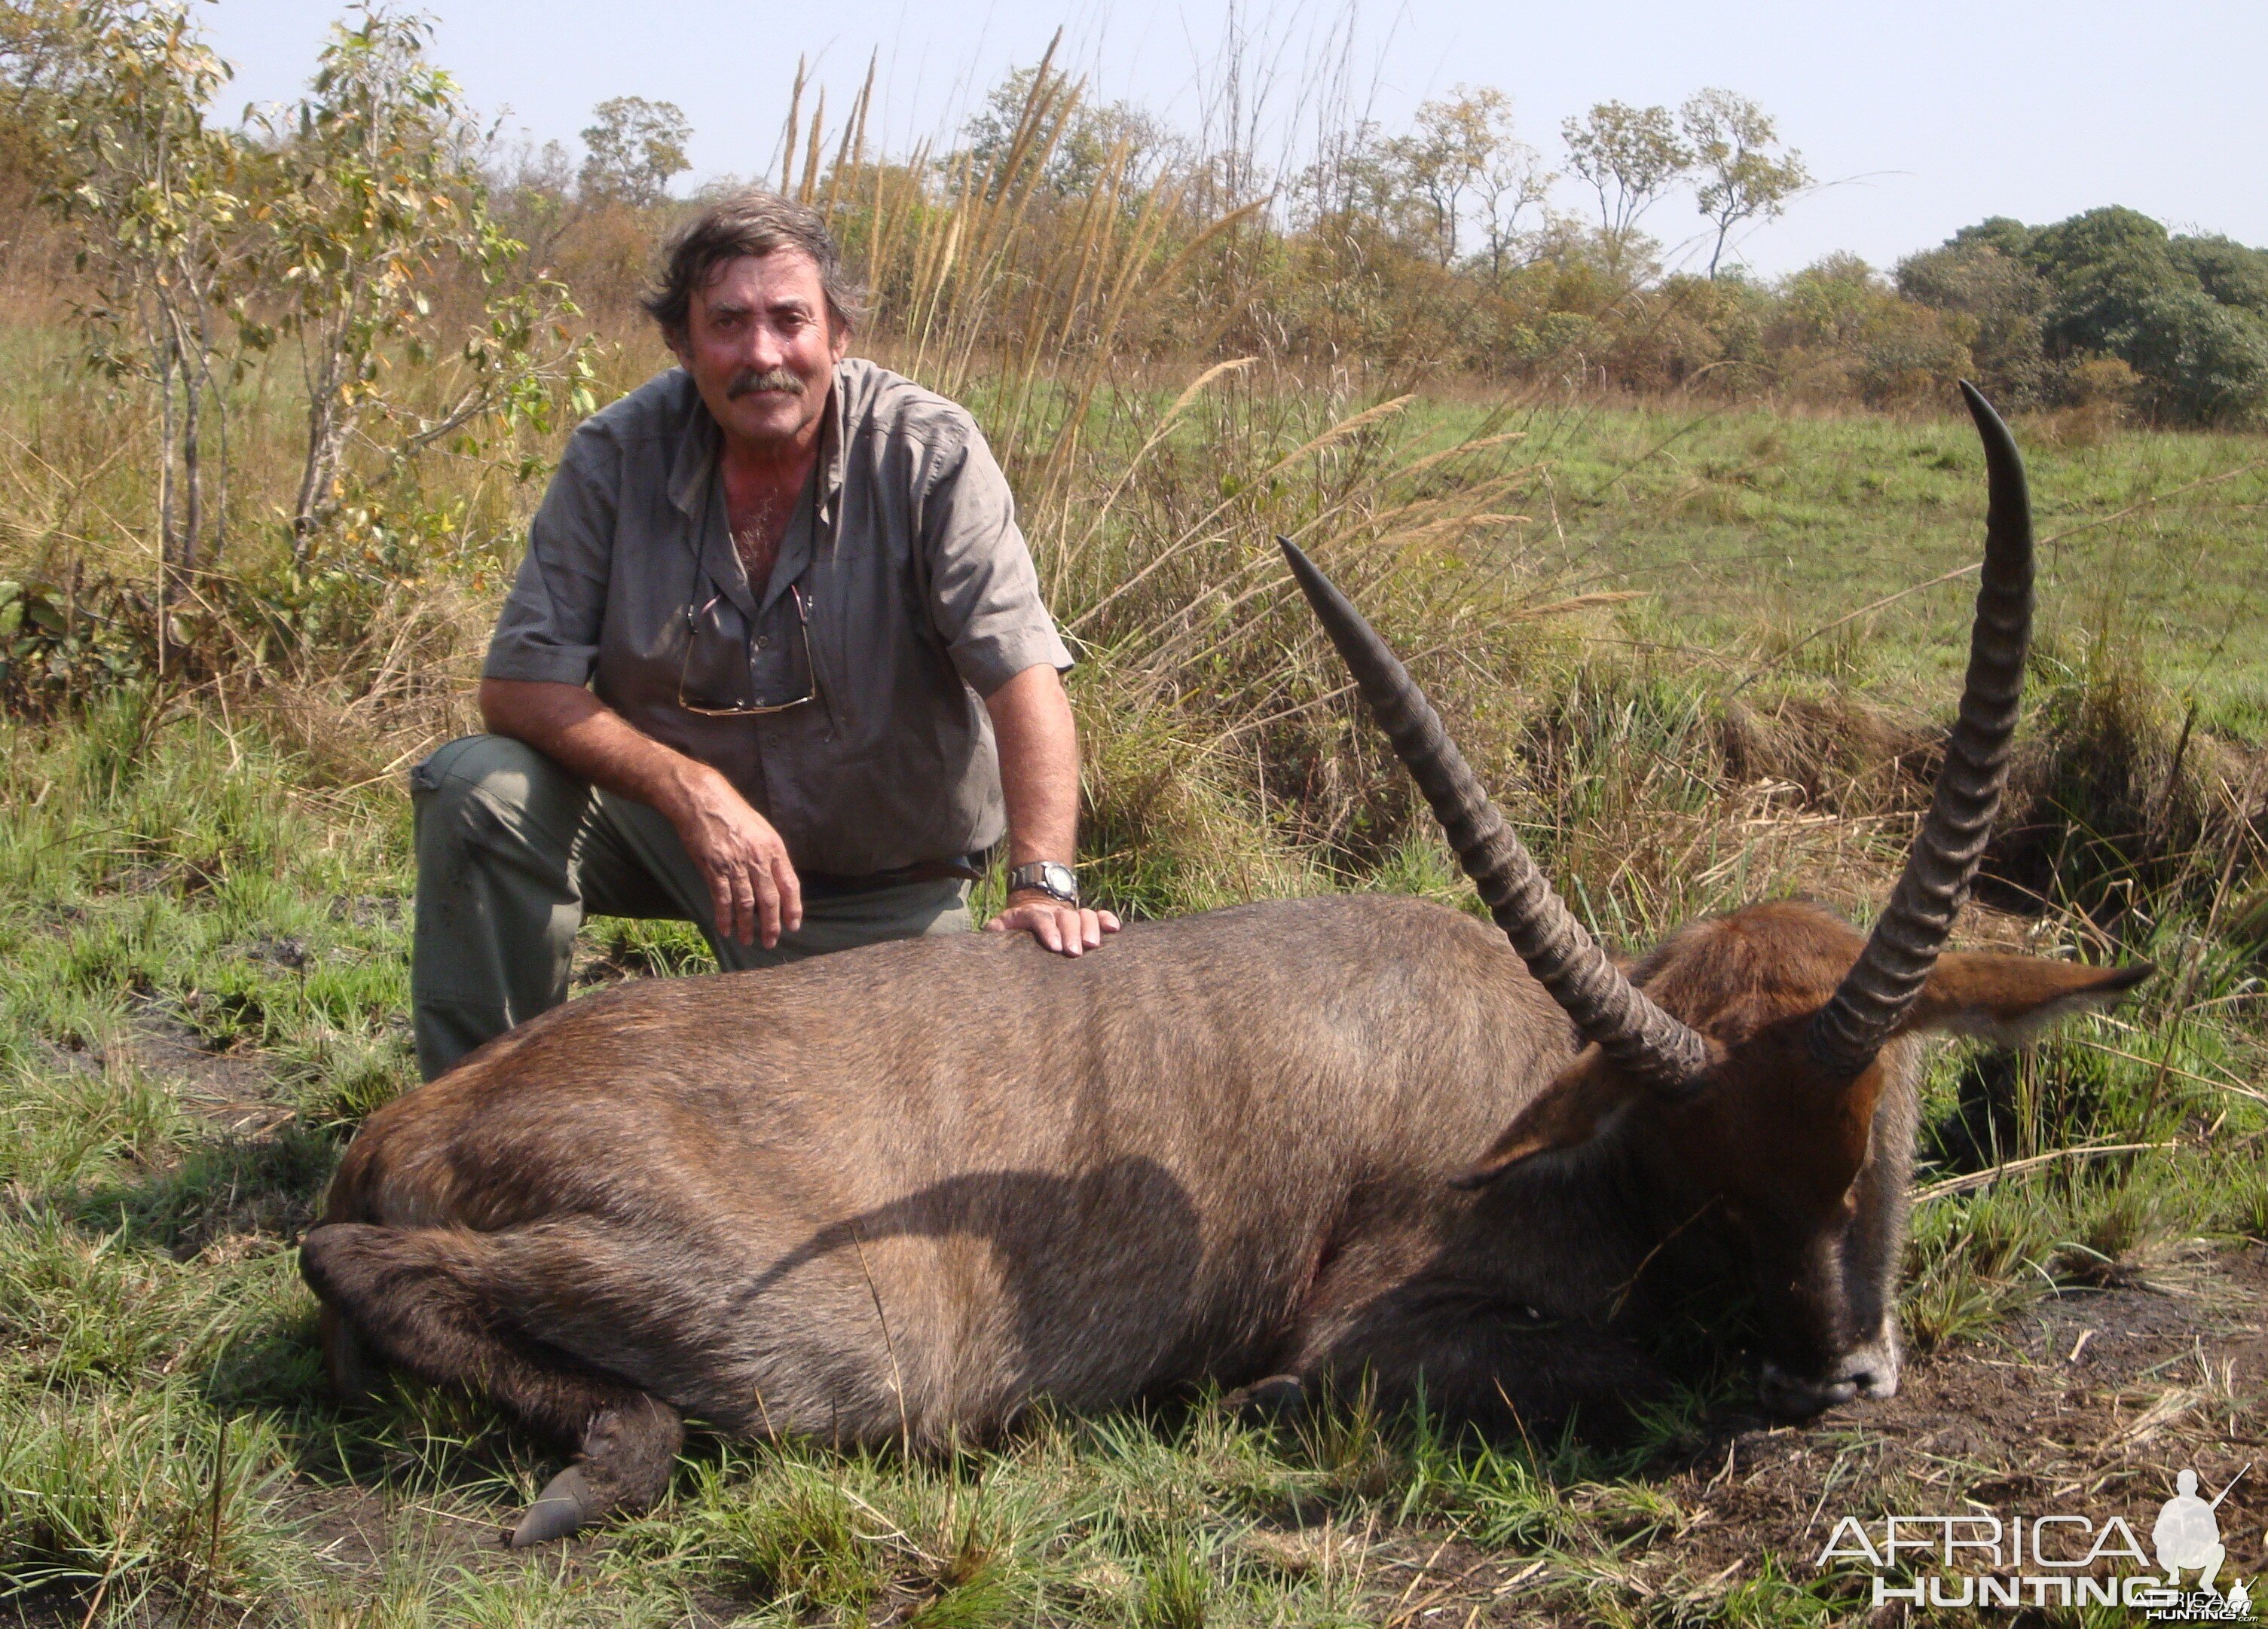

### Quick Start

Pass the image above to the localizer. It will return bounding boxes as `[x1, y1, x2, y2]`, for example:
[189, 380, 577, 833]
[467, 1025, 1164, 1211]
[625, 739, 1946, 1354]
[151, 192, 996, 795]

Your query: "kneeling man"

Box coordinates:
[411, 191, 1117, 1080]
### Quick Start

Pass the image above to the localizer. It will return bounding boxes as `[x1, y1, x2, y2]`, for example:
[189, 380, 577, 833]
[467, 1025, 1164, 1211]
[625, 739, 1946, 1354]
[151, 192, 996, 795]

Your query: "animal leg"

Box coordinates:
[509, 1392, 684, 1547]
[320, 1303, 385, 1404]
[301, 1223, 683, 1543]
[1223, 1373, 1309, 1424]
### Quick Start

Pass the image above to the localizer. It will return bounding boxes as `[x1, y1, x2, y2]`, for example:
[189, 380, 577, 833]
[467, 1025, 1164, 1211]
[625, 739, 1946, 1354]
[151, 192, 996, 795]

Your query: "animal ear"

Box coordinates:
[1900, 954, 2153, 1045]
[1454, 1050, 1644, 1189]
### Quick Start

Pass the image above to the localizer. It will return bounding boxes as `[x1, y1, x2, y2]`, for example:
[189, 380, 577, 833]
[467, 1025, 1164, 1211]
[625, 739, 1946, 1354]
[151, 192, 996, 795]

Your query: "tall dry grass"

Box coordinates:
[2, 55, 2261, 947]
[2, 54, 2265, 1629]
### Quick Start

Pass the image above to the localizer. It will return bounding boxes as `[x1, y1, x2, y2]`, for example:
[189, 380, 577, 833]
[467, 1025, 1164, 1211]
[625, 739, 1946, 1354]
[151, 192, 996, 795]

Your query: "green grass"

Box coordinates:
[2, 645, 2262, 1623]
[3, 323, 2265, 1621]
[1396, 396, 2268, 726]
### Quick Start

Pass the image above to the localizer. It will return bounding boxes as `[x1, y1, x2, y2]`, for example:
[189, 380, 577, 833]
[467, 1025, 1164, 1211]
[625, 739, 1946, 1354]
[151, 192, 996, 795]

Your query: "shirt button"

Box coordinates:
[753, 636, 769, 650]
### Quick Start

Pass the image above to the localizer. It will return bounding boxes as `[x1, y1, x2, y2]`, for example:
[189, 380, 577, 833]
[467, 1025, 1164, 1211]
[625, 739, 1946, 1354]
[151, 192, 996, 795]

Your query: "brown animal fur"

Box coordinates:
[303, 894, 2144, 1533]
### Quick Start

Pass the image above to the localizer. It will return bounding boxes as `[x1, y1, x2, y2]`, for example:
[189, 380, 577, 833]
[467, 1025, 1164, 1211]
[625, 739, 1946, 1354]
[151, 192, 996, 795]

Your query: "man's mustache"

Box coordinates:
[727, 368, 806, 399]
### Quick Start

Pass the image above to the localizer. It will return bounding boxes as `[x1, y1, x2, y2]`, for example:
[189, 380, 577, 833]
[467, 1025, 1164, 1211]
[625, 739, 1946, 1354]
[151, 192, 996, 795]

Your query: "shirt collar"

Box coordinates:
[665, 372, 718, 519]
[817, 362, 847, 527]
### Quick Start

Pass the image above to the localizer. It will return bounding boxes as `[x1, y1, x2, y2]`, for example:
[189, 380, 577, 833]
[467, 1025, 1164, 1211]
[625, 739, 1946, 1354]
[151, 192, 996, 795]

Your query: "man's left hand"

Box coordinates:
[986, 891, 1121, 957]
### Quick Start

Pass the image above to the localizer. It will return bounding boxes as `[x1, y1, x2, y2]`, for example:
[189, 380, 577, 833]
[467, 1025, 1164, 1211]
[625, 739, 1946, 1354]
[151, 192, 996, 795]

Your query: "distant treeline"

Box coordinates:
[1894, 210, 2268, 426]
[2, 0, 2264, 445]
[494, 67, 2268, 429]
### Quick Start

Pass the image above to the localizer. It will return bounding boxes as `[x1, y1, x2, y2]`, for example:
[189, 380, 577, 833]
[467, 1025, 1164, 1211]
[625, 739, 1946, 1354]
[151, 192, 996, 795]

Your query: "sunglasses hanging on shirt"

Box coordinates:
[676, 585, 819, 717]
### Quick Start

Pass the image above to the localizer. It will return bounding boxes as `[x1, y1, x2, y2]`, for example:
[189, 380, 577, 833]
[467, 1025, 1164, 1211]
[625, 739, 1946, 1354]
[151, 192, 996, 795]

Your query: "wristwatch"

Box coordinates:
[1008, 860, 1081, 906]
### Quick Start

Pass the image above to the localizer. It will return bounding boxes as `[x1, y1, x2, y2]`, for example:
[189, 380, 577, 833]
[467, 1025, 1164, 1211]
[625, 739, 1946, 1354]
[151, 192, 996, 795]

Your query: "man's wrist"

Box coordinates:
[1007, 860, 1080, 906]
[652, 755, 724, 825]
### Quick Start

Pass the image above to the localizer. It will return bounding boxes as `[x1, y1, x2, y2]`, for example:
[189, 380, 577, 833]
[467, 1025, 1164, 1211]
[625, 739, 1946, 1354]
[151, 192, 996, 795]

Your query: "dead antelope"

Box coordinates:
[302, 384, 2147, 1545]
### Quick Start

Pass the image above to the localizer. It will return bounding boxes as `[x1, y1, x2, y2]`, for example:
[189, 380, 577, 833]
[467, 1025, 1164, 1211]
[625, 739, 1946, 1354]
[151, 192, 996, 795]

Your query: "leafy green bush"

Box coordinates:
[1901, 205, 2268, 425]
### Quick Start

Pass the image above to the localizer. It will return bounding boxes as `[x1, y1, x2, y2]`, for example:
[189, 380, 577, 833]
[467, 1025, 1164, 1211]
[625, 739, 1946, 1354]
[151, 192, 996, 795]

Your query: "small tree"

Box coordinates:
[485, 134, 576, 267]
[0, 0, 92, 191]
[579, 95, 690, 207]
[45, 0, 246, 607]
[1470, 102, 1552, 280]
[259, 8, 588, 557]
[961, 63, 1170, 198]
[1382, 87, 1543, 270]
[1680, 89, 1807, 279]
[1561, 101, 1688, 270]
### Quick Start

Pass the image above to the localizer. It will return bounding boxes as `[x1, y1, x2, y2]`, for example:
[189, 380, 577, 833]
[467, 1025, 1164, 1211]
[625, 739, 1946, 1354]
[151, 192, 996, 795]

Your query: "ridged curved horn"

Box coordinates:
[1808, 382, 2034, 1076]
[1282, 539, 1712, 1093]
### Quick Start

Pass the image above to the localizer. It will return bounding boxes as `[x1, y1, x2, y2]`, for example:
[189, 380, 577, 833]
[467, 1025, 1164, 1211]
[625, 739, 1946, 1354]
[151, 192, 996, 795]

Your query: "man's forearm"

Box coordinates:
[982, 664, 1081, 867]
[980, 662, 1117, 955]
[478, 679, 711, 821]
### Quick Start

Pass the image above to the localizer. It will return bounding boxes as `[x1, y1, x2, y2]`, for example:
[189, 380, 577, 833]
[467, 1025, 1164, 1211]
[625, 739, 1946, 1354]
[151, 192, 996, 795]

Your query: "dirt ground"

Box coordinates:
[1378, 1246, 2268, 1625]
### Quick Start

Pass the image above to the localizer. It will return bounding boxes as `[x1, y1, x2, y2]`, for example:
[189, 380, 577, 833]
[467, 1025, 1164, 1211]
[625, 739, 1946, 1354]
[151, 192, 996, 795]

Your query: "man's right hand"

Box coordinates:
[662, 764, 804, 949]
[478, 679, 805, 949]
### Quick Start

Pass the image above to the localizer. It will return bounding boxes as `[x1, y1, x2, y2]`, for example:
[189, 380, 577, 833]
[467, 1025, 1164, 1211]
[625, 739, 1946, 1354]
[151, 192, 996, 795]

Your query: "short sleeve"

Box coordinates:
[482, 425, 621, 686]
[921, 426, 1073, 697]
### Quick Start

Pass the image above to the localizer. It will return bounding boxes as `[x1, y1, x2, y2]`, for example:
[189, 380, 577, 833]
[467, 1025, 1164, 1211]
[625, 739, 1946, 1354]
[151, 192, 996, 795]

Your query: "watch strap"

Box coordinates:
[1008, 860, 1080, 905]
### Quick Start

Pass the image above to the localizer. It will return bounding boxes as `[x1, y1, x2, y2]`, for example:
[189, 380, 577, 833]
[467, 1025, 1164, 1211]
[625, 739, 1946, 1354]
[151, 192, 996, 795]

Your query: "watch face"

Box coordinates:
[1020, 862, 1078, 903]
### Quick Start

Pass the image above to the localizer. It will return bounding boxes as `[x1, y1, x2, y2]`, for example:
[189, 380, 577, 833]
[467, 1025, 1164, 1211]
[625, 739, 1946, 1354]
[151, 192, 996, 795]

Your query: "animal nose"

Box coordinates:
[1757, 1341, 1901, 1416]
[1833, 1332, 1902, 1401]
[1757, 1360, 1857, 1417]
[1843, 1362, 1891, 1399]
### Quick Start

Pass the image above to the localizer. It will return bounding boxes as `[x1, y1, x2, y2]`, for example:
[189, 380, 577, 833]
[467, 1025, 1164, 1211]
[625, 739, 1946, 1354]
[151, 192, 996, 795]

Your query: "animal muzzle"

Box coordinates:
[1757, 1328, 1901, 1417]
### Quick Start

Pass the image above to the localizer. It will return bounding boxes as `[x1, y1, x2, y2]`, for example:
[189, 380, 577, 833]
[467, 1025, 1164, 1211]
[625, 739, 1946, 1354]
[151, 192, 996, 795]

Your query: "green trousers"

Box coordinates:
[409, 735, 972, 1080]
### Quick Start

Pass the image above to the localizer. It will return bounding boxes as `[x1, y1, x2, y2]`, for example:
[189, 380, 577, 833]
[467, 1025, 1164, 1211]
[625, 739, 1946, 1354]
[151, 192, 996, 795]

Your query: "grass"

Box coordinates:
[1, 598, 2263, 1622]
[1496, 399, 2268, 721]
[2, 105, 2265, 1609]
[4, 362, 2268, 1624]
[2, 44, 2262, 1616]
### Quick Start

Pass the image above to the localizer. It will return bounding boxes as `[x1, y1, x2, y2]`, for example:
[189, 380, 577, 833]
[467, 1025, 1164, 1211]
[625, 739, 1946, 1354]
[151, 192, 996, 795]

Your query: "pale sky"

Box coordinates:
[200, 0, 2267, 277]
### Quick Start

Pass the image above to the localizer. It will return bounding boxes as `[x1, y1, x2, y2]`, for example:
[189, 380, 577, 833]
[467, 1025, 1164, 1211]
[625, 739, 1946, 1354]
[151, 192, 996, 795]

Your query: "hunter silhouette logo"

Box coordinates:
[2154, 1469, 2235, 1593]
[2146, 1465, 2255, 1624]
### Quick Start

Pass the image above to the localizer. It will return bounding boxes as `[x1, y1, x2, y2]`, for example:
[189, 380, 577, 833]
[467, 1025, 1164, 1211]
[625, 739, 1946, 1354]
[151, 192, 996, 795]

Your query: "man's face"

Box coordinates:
[671, 250, 848, 454]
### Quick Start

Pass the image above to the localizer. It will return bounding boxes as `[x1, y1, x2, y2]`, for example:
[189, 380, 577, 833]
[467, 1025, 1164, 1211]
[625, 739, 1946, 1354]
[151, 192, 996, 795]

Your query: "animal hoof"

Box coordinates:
[509, 1465, 597, 1548]
[1228, 1374, 1308, 1423]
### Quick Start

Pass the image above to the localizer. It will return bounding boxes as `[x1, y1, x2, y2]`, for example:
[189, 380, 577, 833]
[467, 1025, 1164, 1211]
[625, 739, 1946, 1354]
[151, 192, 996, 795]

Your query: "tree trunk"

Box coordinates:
[195, 288, 225, 570]
[154, 325, 178, 649]
[179, 338, 202, 578]
[294, 316, 356, 564]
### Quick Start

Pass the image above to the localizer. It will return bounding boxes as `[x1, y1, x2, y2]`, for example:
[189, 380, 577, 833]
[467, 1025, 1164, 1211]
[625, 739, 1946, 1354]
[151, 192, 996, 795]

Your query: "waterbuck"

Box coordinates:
[302, 385, 2148, 1545]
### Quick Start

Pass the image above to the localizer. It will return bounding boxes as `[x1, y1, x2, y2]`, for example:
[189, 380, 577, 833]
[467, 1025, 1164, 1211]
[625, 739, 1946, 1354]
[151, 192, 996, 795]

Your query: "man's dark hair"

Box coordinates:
[643, 189, 867, 339]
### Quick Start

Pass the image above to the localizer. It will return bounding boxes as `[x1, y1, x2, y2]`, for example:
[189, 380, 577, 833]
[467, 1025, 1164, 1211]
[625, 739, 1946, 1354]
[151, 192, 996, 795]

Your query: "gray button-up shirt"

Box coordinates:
[483, 359, 1072, 876]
